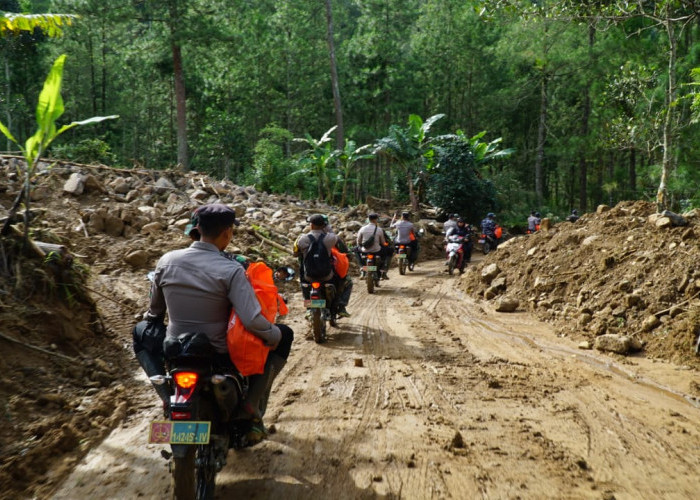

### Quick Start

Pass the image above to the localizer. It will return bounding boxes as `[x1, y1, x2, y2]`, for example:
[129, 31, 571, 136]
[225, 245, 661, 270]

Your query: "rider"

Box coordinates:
[322, 214, 353, 318]
[481, 212, 499, 248]
[446, 218, 472, 274]
[390, 211, 418, 267]
[356, 213, 388, 281]
[527, 211, 538, 233]
[145, 203, 294, 444]
[567, 209, 580, 223]
[443, 213, 459, 237]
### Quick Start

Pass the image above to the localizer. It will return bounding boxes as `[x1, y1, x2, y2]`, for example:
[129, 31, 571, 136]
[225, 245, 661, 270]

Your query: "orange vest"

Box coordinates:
[227, 262, 288, 376]
[331, 247, 349, 278]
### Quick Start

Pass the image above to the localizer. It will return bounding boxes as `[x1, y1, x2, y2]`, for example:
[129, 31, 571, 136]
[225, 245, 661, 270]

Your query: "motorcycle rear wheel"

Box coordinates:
[312, 309, 325, 343]
[195, 445, 216, 500]
[172, 448, 196, 500]
[398, 258, 406, 275]
[367, 272, 374, 294]
[482, 241, 491, 255]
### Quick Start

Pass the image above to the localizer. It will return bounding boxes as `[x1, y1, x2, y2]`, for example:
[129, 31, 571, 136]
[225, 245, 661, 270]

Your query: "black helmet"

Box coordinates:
[487, 212, 495, 218]
[368, 213, 379, 221]
[308, 214, 327, 227]
[457, 218, 465, 223]
[572, 209, 578, 215]
[452, 213, 459, 219]
[535, 212, 541, 218]
[401, 211, 410, 218]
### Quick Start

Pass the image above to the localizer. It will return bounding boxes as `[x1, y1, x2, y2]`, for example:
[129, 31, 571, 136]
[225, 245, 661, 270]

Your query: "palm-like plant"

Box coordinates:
[334, 140, 374, 207]
[292, 126, 338, 202]
[0, 55, 118, 239]
[374, 114, 444, 210]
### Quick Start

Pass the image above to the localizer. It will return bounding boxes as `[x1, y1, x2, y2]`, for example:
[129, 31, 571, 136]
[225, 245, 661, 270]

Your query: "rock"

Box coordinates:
[681, 228, 695, 240]
[578, 313, 593, 326]
[141, 221, 163, 234]
[64, 172, 86, 195]
[83, 174, 106, 193]
[124, 250, 149, 268]
[103, 215, 125, 237]
[481, 263, 500, 284]
[578, 341, 592, 350]
[594, 334, 634, 354]
[526, 246, 538, 257]
[655, 217, 672, 229]
[660, 210, 687, 227]
[495, 296, 519, 312]
[642, 314, 661, 332]
[154, 176, 176, 194]
[596, 204, 610, 214]
[582, 235, 599, 246]
[110, 177, 131, 194]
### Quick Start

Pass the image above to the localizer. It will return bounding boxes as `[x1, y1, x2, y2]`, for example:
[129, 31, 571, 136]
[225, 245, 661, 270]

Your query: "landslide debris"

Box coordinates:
[0, 156, 443, 498]
[461, 200, 700, 369]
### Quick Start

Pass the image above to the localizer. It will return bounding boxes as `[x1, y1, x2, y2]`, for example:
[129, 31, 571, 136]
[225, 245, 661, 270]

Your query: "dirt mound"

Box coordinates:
[461, 200, 700, 368]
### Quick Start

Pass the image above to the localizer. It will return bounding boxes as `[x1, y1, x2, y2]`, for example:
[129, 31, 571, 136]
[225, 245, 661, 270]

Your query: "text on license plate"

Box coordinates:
[397, 254, 407, 259]
[478, 239, 485, 244]
[149, 420, 211, 444]
[362, 266, 377, 271]
[304, 299, 326, 308]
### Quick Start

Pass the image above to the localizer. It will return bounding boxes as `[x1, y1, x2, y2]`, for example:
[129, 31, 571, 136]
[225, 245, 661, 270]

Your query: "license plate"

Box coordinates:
[397, 254, 407, 259]
[362, 266, 377, 272]
[478, 239, 485, 244]
[149, 420, 211, 444]
[304, 299, 326, 308]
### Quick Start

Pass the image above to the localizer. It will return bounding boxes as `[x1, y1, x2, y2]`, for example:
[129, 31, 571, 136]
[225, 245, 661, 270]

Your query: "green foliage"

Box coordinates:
[51, 137, 117, 165]
[426, 131, 511, 223]
[250, 124, 294, 193]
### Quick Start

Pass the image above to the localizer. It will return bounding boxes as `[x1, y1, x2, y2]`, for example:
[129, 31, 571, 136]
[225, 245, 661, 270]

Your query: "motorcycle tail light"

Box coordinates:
[400, 245, 405, 249]
[174, 371, 198, 389]
[311, 282, 321, 289]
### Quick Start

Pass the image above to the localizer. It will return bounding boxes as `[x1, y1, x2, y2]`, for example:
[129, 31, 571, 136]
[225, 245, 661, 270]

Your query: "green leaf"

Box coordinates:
[35, 55, 67, 140]
[0, 120, 18, 145]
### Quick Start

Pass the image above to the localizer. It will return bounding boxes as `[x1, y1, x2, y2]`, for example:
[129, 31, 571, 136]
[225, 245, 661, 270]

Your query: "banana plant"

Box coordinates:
[0, 54, 118, 239]
[335, 140, 374, 207]
[374, 114, 444, 211]
[292, 126, 338, 202]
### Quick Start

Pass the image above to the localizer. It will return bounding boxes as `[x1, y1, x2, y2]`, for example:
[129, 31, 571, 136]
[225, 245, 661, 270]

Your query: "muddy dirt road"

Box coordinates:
[51, 259, 700, 499]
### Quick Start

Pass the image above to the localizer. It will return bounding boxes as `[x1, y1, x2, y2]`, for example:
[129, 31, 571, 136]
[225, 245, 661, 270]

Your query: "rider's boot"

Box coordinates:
[135, 349, 170, 405]
[243, 352, 287, 444]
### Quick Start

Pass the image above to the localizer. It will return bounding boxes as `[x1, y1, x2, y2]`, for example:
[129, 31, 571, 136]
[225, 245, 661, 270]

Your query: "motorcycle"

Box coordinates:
[360, 252, 381, 294]
[445, 234, 465, 276]
[148, 333, 250, 500]
[301, 279, 336, 343]
[394, 243, 413, 275]
[478, 226, 502, 255]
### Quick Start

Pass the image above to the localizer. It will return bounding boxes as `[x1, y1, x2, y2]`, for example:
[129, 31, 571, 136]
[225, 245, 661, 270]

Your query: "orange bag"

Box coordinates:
[495, 226, 503, 239]
[227, 262, 289, 376]
[331, 247, 349, 279]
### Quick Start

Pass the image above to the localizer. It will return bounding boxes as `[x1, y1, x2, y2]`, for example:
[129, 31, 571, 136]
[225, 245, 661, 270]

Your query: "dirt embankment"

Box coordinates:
[461, 201, 700, 372]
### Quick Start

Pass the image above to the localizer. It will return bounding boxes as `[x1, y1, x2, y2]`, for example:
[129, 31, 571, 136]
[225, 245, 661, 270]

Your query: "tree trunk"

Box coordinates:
[657, 16, 676, 211]
[407, 169, 418, 211]
[534, 73, 548, 203]
[169, 1, 189, 170]
[325, 0, 344, 150]
[629, 147, 636, 197]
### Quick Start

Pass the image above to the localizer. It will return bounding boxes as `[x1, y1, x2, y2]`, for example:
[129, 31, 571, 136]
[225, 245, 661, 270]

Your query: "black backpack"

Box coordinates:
[304, 234, 333, 279]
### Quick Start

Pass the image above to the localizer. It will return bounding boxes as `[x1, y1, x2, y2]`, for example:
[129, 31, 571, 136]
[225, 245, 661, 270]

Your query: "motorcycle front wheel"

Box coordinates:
[448, 255, 457, 275]
[482, 241, 491, 255]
